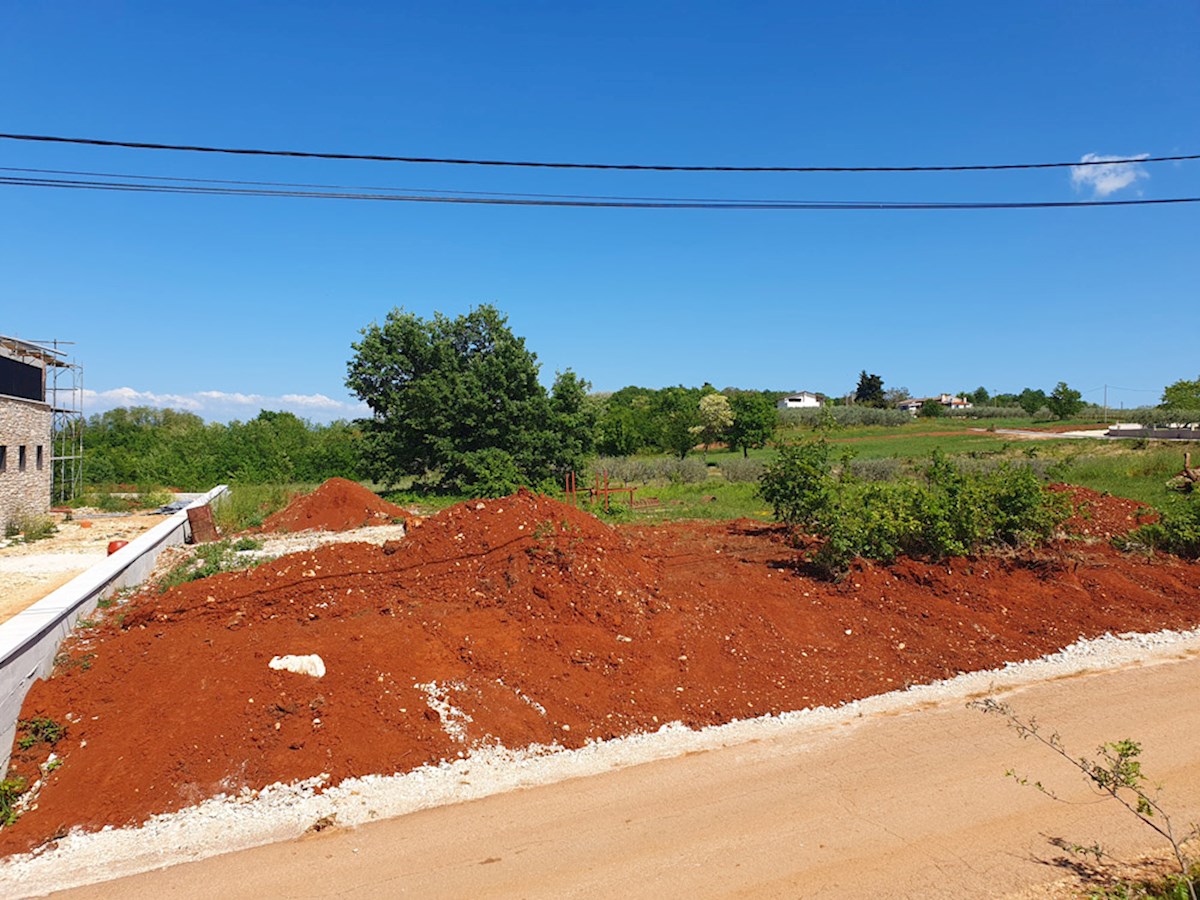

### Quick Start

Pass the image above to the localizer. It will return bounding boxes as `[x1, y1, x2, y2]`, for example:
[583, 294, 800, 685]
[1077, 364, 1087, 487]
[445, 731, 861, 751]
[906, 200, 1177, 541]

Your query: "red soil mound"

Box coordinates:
[260, 478, 409, 533]
[3, 489, 1198, 854]
[1049, 483, 1158, 539]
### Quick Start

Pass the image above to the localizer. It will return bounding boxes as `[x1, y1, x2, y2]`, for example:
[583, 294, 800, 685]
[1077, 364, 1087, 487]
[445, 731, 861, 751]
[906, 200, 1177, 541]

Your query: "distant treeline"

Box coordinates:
[82, 408, 366, 489]
[80, 384, 1116, 491]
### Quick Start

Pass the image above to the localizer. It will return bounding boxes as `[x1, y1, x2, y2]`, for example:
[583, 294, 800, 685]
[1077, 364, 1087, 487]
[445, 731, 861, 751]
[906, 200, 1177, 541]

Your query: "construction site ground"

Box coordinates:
[1, 479, 1197, 897]
[0, 514, 163, 623]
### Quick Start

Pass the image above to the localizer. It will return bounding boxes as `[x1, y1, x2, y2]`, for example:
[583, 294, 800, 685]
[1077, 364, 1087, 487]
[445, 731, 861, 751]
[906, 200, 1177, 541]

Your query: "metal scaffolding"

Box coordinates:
[30, 340, 84, 505]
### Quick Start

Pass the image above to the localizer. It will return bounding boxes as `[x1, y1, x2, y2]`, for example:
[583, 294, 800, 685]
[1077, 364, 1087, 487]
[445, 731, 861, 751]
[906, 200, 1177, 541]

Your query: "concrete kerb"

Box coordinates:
[0, 485, 229, 772]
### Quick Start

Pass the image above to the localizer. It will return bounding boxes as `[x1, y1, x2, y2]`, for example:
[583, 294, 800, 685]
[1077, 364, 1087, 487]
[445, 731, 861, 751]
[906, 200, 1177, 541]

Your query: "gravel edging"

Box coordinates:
[4, 626, 1200, 897]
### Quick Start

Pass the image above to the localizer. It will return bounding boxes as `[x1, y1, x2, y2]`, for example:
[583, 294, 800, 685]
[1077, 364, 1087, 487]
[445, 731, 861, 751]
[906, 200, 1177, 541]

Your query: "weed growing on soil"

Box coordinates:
[213, 484, 301, 531]
[158, 539, 269, 592]
[971, 698, 1199, 900]
[73, 486, 172, 512]
[5, 513, 58, 543]
[17, 717, 66, 751]
[0, 777, 27, 826]
[1118, 498, 1200, 560]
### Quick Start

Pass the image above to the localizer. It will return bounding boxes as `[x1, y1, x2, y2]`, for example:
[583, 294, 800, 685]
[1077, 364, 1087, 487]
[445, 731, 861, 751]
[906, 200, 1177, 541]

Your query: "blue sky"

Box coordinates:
[2, 1, 1197, 422]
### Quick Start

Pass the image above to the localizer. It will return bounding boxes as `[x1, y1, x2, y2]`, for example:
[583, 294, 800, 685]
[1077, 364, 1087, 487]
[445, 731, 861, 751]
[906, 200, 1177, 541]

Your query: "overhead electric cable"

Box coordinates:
[0, 132, 1194, 173]
[3, 173, 1198, 210]
[0, 165, 913, 205]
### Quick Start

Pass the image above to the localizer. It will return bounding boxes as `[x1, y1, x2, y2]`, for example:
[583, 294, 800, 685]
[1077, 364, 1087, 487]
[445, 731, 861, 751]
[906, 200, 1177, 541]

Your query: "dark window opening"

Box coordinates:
[18, 446, 27, 472]
[37, 445, 44, 470]
[0, 446, 6, 472]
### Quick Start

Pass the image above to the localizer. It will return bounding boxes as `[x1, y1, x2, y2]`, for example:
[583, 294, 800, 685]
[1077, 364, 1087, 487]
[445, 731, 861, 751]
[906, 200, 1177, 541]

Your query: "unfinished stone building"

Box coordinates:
[0, 337, 64, 532]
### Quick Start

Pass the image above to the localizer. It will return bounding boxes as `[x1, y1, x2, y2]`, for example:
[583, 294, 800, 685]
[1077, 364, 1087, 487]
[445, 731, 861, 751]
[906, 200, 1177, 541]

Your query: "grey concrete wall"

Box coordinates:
[1106, 426, 1200, 440]
[0, 396, 53, 533]
[0, 485, 228, 772]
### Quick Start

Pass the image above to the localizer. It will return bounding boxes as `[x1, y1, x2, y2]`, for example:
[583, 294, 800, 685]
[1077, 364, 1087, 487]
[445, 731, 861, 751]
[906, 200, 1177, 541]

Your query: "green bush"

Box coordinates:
[587, 456, 707, 485]
[1123, 498, 1200, 559]
[446, 448, 526, 498]
[761, 445, 1067, 578]
[758, 439, 836, 527]
[778, 406, 912, 428]
[717, 457, 765, 484]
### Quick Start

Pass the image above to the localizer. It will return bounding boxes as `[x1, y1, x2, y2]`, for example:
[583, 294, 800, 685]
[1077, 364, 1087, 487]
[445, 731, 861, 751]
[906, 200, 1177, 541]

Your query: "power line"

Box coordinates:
[0, 165, 910, 205]
[1, 131, 1195, 173]
[3, 173, 1199, 210]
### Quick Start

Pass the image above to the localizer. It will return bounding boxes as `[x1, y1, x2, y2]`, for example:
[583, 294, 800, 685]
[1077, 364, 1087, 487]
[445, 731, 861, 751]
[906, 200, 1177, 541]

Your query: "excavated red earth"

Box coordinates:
[3, 485, 1198, 855]
[259, 477, 409, 533]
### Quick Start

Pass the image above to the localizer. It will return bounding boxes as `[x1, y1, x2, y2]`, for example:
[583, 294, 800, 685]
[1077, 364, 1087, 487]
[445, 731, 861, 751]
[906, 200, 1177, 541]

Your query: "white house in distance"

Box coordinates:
[897, 393, 973, 414]
[776, 391, 823, 409]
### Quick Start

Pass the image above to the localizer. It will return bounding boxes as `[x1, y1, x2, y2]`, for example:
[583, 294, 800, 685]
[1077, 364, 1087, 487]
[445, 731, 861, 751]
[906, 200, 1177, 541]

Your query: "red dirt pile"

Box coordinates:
[3, 487, 1198, 854]
[1050, 483, 1158, 539]
[260, 478, 409, 533]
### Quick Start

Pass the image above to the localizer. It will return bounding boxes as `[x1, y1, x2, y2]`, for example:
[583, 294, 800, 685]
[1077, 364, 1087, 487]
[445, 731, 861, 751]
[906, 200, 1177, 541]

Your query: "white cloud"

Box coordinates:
[1070, 152, 1150, 198]
[84, 387, 203, 410]
[82, 387, 369, 423]
[280, 392, 351, 410]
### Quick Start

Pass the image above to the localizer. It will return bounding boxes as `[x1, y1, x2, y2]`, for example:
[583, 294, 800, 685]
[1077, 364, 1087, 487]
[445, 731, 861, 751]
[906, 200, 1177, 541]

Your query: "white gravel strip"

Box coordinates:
[4, 626, 1200, 897]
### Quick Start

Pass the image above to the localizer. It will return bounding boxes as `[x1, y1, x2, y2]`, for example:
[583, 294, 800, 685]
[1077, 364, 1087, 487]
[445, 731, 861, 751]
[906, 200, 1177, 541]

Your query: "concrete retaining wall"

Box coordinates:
[0, 485, 228, 771]
[1106, 426, 1200, 440]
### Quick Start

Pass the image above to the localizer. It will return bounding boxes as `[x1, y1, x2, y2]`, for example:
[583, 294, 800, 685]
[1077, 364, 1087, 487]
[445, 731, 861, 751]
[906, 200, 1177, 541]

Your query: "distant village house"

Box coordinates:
[776, 391, 823, 409]
[897, 393, 973, 414]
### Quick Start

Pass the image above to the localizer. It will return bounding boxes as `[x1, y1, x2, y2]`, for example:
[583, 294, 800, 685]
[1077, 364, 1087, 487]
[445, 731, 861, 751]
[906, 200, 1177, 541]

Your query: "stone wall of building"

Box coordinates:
[0, 396, 53, 532]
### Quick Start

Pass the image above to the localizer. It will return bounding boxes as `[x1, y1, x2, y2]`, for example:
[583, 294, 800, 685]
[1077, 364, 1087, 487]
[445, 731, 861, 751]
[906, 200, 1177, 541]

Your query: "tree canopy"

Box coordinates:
[1046, 381, 1084, 420]
[345, 304, 590, 494]
[854, 371, 886, 407]
[726, 392, 778, 457]
[1162, 376, 1200, 409]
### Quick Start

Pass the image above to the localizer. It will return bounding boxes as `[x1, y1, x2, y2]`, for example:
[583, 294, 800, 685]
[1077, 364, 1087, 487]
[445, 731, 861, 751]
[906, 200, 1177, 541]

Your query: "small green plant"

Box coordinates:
[212, 483, 299, 531]
[1121, 498, 1200, 560]
[158, 539, 271, 592]
[971, 698, 1198, 900]
[6, 513, 58, 543]
[231, 536, 263, 552]
[0, 777, 27, 826]
[17, 717, 66, 750]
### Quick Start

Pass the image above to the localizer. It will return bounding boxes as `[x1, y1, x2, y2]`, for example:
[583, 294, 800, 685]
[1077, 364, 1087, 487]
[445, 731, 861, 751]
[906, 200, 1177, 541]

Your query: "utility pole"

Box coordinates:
[1103, 384, 1108, 424]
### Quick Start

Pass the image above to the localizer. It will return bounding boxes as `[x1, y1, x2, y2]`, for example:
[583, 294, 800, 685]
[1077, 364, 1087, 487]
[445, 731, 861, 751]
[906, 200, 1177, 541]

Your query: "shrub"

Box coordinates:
[779, 406, 912, 428]
[1123, 498, 1200, 559]
[446, 448, 525, 498]
[758, 439, 835, 527]
[947, 406, 1032, 419]
[845, 457, 903, 482]
[587, 456, 707, 485]
[762, 446, 1067, 577]
[717, 457, 765, 483]
[1032, 406, 1055, 422]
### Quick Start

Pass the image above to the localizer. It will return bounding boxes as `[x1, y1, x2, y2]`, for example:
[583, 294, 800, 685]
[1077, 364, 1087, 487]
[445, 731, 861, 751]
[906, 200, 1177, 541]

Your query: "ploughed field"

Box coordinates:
[2, 481, 1196, 855]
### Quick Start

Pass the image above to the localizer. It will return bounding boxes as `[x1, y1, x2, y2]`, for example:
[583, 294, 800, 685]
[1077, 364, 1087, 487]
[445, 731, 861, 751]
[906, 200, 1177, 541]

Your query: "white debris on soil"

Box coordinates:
[268, 655, 326, 679]
[414, 680, 474, 743]
[5, 626, 1200, 898]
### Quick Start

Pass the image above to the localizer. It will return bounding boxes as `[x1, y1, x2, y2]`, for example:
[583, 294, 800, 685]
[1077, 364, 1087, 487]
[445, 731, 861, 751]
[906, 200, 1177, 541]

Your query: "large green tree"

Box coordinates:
[1046, 381, 1084, 420]
[346, 305, 583, 494]
[726, 392, 778, 457]
[855, 371, 886, 407]
[1162, 376, 1200, 409]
